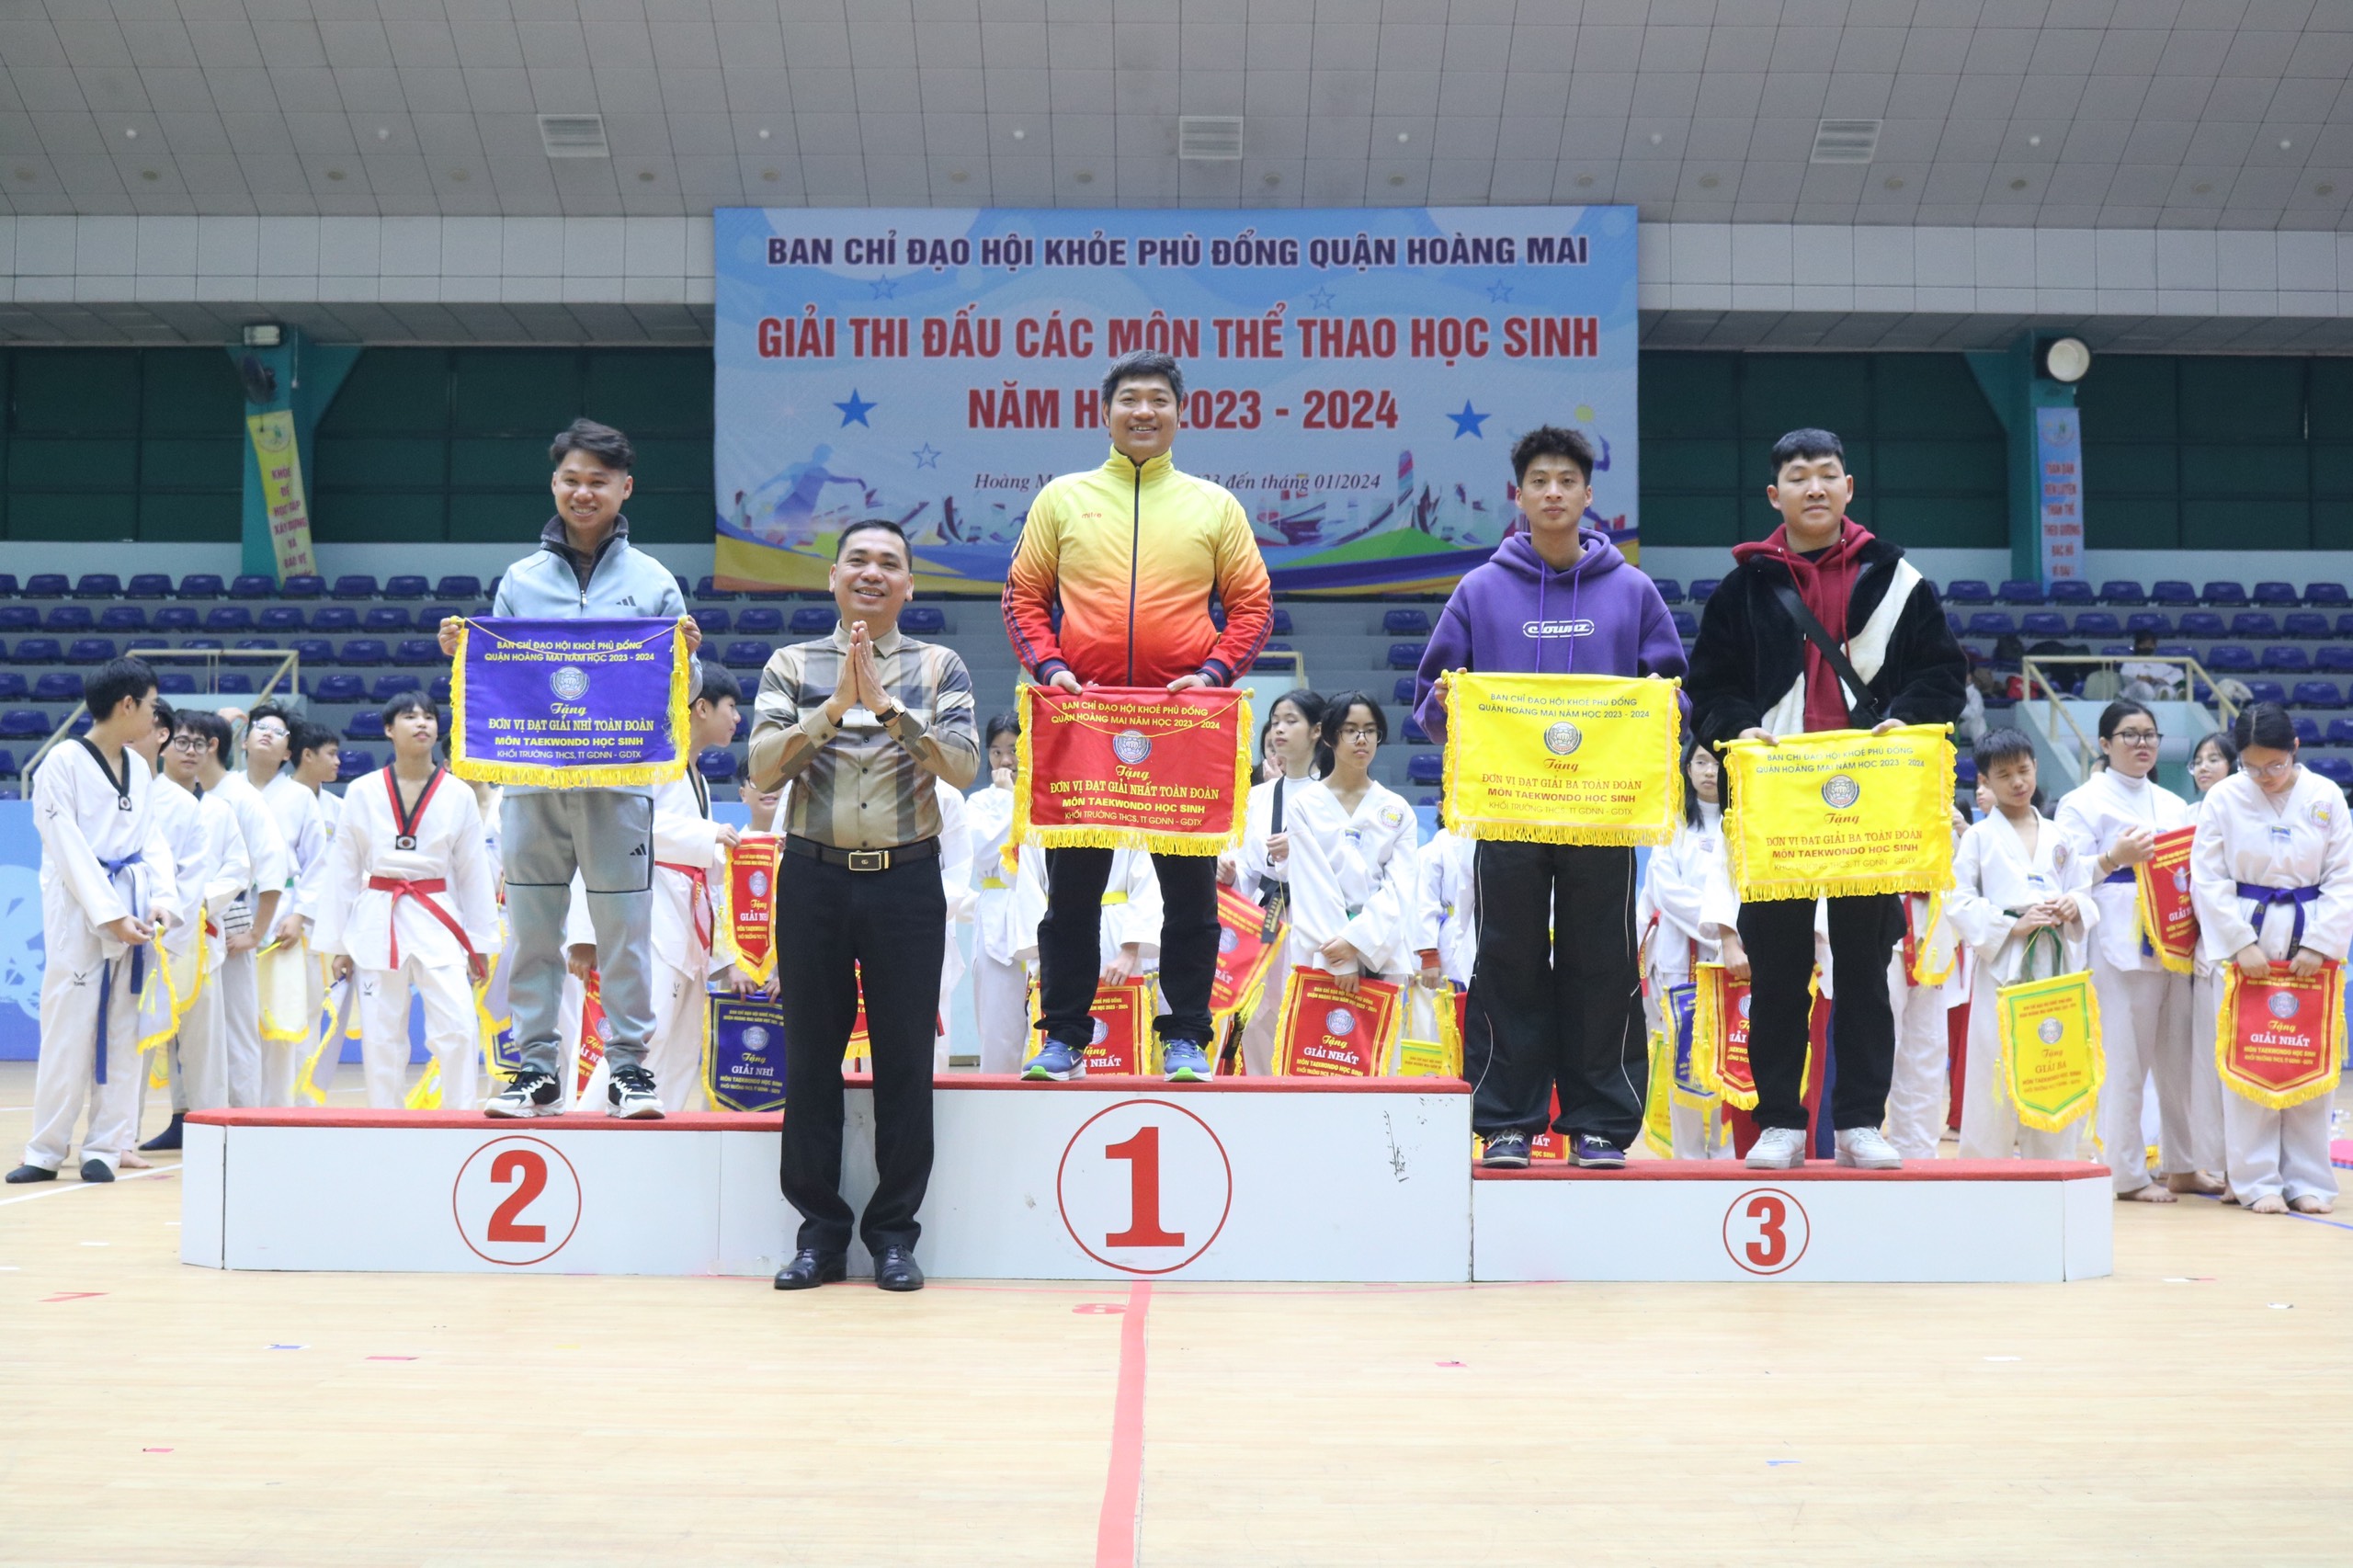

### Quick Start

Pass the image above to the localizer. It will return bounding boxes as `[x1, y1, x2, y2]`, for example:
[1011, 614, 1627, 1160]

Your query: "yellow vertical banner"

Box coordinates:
[246, 410, 317, 580]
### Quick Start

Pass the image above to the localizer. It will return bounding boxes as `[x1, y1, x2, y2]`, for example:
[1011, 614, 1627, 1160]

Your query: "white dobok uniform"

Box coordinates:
[261, 770, 329, 1105]
[1228, 774, 1311, 1075]
[206, 770, 289, 1110]
[25, 740, 178, 1175]
[148, 776, 249, 1113]
[313, 767, 500, 1110]
[1639, 802, 1740, 1158]
[964, 782, 1034, 1074]
[1255, 778, 1422, 1074]
[1881, 892, 1958, 1161]
[2057, 767, 2202, 1194]
[934, 778, 975, 1073]
[1944, 810, 2099, 1159]
[2188, 768, 2353, 1209]
[1416, 828, 1479, 988]
[645, 769, 733, 1112]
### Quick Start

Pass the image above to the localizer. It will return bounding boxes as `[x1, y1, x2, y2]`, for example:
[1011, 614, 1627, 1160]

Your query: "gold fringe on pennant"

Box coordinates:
[1734, 870, 1949, 904]
[2215, 965, 2347, 1110]
[294, 958, 344, 1107]
[1011, 683, 1252, 857]
[256, 939, 313, 1043]
[1992, 970, 2105, 1133]
[404, 1055, 443, 1110]
[136, 929, 204, 1054]
[715, 845, 781, 987]
[1909, 892, 1962, 985]
[1694, 963, 1754, 1109]
[1441, 671, 1684, 847]
[2137, 894, 2198, 976]
[448, 619, 693, 790]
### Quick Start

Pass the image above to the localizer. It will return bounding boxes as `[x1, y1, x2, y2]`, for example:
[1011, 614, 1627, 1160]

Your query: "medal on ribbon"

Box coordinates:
[723, 834, 784, 985]
[1721, 724, 1958, 903]
[2132, 824, 2200, 975]
[1271, 967, 1401, 1077]
[707, 992, 790, 1112]
[1014, 684, 1253, 855]
[1441, 671, 1684, 846]
[2216, 960, 2346, 1110]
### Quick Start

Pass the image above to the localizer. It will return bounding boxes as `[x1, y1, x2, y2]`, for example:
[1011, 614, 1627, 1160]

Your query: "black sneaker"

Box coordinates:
[1479, 1131, 1531, 1169]
[80, 1158, 116, 1183]
[1571, 1135, 1627, 1170]
[483, 1070, 562, 1119]
[608, 1064, 664, 1119]
[5, 1164, 58, 1184]
[140, 1113, 185, 1152]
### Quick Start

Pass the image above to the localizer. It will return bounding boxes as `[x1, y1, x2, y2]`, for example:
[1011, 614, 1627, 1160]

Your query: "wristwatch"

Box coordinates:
[872, 701, 903, 726]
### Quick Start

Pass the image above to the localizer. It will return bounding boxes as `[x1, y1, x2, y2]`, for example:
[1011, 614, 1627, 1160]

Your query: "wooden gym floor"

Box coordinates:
[2, 1059, 2348, 1568]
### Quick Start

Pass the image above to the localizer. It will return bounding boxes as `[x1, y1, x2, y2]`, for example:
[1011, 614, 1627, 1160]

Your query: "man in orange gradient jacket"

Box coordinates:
[1000, 349, 1272, 1083]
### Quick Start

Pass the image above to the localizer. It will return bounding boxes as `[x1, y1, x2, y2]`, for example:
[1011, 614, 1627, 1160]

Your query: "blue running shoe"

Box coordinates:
[1571, 1135, 1627, 1169]
[1023, 1038, 1087, 1081]
[1479, 1131, 1531, 1169]
[1162, 1040, 1211, 1081]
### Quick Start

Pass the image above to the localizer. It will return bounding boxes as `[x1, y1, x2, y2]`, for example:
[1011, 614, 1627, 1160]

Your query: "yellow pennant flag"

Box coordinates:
[1721, 724, 1957, 903]
[1993, 930, 2104, 1132]
[1441, 672, 1683, 846]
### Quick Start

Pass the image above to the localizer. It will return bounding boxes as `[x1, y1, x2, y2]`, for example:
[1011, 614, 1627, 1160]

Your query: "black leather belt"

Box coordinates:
[785, 834, 939, 873]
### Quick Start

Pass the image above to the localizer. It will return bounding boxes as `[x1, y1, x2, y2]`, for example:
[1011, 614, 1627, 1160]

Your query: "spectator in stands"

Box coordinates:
[1685, 426, 1968, 1173]
[1002, 350, 1273, 1085]
[438, 418, 702, 1120]
[1414, 426, 1686, 1170]
[2120, 630, 2184, 701]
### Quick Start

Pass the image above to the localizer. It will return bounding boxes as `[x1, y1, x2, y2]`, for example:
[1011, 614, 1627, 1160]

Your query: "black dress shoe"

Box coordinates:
[4, 1165, 57, 1185]
[773, 1248, 847, 1290]
[873, 1245, 925, 1292]
[140, 1113, 185, 1152]
[79, 1159, 116, 1183]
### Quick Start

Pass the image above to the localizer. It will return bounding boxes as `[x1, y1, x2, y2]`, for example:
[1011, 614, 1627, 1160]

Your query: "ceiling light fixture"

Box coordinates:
[1389, 173, 1406, 186]
[1811, 118, 1881, 164]
[1882, 176, 1904, 189]
[637, 169, 655, 181]
[2029, 134, 2042, 147]
[2009, 176, 2029, 189]
[1178, 117, 1244, 160]
[123, 127, 137, 139]
[1649, 131, 1663, 145]
[1074, 170, 1094, 183]
[377, 127, 390, 141]
[1698, 174, 1719, 187]
[1574, 174, 1594, 187]
[2280, 138, 2293, 150]
[1011, 127, 1027, 140]
[538, 113, 609, 158]
[949, 169, 968, 183]
[761, 167, 779, 182]
[326, 167, 347, 180]
[758, 128, 770, 140]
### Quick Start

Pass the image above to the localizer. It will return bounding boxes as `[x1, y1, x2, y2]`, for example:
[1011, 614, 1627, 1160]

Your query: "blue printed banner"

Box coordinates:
[713, 207, 1640, 597]
[449, 618, 690, 790]
[707, 992, 789, 1113]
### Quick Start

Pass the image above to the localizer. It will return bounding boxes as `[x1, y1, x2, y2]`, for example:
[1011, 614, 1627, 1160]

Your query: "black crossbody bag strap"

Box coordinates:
[1768, 579, 1883, 728]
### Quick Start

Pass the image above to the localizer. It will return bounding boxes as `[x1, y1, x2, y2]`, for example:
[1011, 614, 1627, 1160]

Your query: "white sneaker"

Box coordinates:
[1835, 1126, 1903, 1169]
[1745, 1126, 1807, 1169]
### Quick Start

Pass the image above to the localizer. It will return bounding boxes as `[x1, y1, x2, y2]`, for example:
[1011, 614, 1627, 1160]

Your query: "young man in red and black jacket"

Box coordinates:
[1685, 427, 1967, 1171]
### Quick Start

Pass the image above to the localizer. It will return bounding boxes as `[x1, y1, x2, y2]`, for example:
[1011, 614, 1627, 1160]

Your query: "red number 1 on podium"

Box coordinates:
[1103, 1125, 1185, 1248]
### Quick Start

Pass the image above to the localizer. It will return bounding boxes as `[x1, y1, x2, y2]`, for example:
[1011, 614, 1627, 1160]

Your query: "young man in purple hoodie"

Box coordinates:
[1413, 426, 1687, 1168]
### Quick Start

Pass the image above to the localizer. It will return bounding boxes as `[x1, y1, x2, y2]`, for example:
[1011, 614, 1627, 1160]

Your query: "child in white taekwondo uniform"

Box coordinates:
[151, 707, 251, 1125]
[642, 670, 745, 1112]
[1882, 819, 1966, 1161]
[2055, 699, 2203, 1201]
[7, 659, 179, 1185]
[1224, 691, 1330, 1075]
[965, 714, 1034, 1074]
[1946, 728, 2100, 1159]
[2188, 703, 2353, 1215]
[1014, 842, 1163, 1074]
[194, 711, 290, 1109]
[934, 771, 975, 1072]
[2183, 731, 2241, 1194]
[1638, 735, 1745, 1158]
[1415, 789, 1479, 990]
[315, 693, 500, 1110]
[284, 719, 348, 1091]
[248, 702, 329, 1105]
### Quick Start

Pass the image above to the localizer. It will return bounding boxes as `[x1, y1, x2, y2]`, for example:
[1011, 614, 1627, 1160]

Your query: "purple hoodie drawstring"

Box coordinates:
[1532, 536, 1587, 675]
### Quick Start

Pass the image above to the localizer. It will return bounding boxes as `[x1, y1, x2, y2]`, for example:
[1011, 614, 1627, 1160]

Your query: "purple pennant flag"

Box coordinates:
[449, 617, 689, 789]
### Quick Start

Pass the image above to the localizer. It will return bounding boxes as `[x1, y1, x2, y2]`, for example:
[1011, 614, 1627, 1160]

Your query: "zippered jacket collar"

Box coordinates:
[1101, 447, 1176, 482]
[539, 513, 631, 593]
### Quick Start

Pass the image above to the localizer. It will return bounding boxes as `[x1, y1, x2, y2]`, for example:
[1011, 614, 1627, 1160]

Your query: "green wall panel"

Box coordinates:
[9, 351, 140, 433]
[2180, 498, 2310, 551]
[7, 492, 139, 539]
[140, 351, 244, 435]
[310, 491, 445, 543]
[319, 350, 448, 435]
[6, 437, 136, 490]
[138, 490, 242, 541]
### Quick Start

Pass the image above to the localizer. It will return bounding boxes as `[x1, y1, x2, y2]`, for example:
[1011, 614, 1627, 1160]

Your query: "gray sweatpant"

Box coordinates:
[502, 790, 655, 1081]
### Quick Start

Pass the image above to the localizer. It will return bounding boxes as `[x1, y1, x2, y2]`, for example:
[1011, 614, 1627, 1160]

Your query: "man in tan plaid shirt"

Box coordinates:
[747, 518, 978, 1293]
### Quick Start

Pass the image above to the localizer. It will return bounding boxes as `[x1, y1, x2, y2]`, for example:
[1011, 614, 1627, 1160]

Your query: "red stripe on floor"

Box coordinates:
[1095, 1281, 1152, 1568]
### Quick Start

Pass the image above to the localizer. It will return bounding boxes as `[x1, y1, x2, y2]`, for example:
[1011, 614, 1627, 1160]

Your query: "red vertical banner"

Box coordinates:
[2133, 825, 2200, 975]
[2217, 961, 2345, 1109]
[724, 834, 784, 985]
[576, 970, 607, 1095]
[1272, 968, 1401, 1077]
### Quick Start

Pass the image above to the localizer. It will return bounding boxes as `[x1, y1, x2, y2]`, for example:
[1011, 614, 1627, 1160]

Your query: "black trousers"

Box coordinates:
[775, 846, 945, 1255]
[1736, 892, 1902, 1132]
[1465, 841, 1645, 1145]
[1038, 847, 1221, 1046]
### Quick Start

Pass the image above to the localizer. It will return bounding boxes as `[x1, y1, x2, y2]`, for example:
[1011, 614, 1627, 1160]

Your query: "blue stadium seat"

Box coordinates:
[43, 606, 93, 632]
[1403, 715, 1432, 745]
[1947, 612, 1963, 637]
[722, 640, 774, 670]
[331, 574, 379, 600]
[2206, 645, 2258, 675]
[691, 608, 732, 636]
[0, 608, 31, 633]
[1407, 753, 1443, 785]
[786, 608, 832, 635]
[1260, 641, 1294, 654]
[1965, 612, 2018, 638]
[2254, 581, 2299, 607]
[72, 574, 119, 599]
[2294, 680, 2345, 710]
[1944, 579, 1993, 605]
[1673, 609, 1699, 638]
[154, 673, 194, 696]
[258, 606, 306, 633]
[383, 574, 428, 600]
[1382, 608, 1433, 635]
[0, 675, 25, 700]
[901, 607, 947, 634]
[11, 638, 61, 665]
[1270, 608, 1293, 634]
[281, 574, 325, 599]
[180, 637, 222, 652]
[339, 639, 388, 666]
[2201, 580, 2248, 607]
[153, 606, 198, 633]
[2021, 612, 2067, 637]
[2295, 717, 2323, 745]
[1997, 579, 2045, 606]
[2321, 647, 2353, 676]
[736, 607, 786, 636]
[2097, 579, 2145, 605]
[2074, 612, 2121, 638]
[2305, 582, 2348, 608]
[2285, 612, 2330, 639]
[291, 638, 335, 665]
[177, 574, 223, 599]
[214, 672, 252, 693]
[698, 746, 739, 782]
[2177, 611, 2225, 639]
[204, 606, 254, 633]
[2309, 756, 2353, 788]
[314, 675, 366, 703]
[0, 710, 45, 739]
[2152, 580, 2197, 606]
[2268, 646, 2312, 674]
[2245, 679, 2289, 706]
[1688, 577, 1722, 603]
[368, 676, 420, 702]
[33, 672, 83, 702]
[311, 606, 358, 633]
[2327, 719, 2353, 746]
[344, 710, 384, 740]
[1651, 578, 1683, 605]
[733, 710, 750, 742]
[434, 575, 483, 602]
[98, 605, 146, 632]
[125, 573, 172, 599]
[24, 573, 68, 597]
[418, 604, 462, 629]
[696, 576, 736, 602]
[2049, 579, 2095, 606]
[486, 576, 501, 602]
[66, 638, 115, 664]
[392, 639, 439, 666]
[2124, 611, 2171, 636]
[1392, 676, 1416, 706]
[1387, 641, 1428, 670]
[2232, 613, 2279, 639]
[0, 575, 15, 597]
[363, 607, 412, 633]
[336, 747, 377, 781]
[429, 675, 453, 703]
[234, 638, 279, 653]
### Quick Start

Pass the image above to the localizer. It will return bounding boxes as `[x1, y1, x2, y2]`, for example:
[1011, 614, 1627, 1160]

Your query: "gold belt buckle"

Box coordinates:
[847, 848, 888, 872]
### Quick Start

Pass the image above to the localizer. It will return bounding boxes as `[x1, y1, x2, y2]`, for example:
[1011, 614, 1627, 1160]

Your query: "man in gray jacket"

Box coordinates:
[437, 418, 700, 1119]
